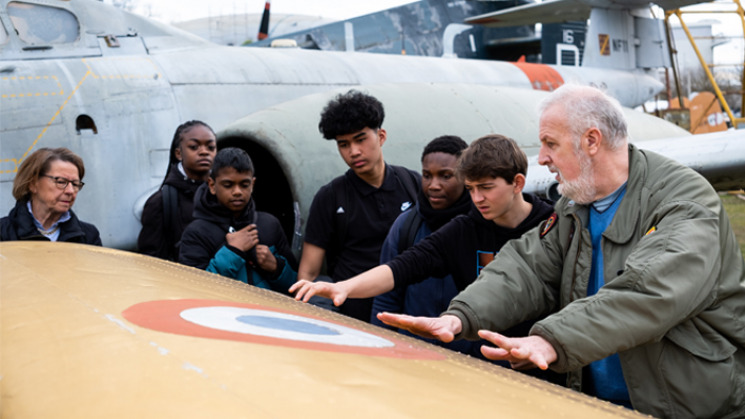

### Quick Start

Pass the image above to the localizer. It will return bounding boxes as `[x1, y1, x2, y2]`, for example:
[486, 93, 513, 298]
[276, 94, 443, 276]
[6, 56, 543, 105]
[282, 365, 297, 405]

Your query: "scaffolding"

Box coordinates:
[665, 0, 745, 129]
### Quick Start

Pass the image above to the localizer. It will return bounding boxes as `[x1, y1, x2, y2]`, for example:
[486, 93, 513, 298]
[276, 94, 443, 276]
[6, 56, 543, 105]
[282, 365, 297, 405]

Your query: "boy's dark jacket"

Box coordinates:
[179, 183, 297, 294]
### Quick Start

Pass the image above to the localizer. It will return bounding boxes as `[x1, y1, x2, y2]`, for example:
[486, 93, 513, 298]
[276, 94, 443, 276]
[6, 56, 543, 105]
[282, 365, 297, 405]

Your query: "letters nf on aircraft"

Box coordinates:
[0, 241, 650, 418]
[0, 0, 742, 251]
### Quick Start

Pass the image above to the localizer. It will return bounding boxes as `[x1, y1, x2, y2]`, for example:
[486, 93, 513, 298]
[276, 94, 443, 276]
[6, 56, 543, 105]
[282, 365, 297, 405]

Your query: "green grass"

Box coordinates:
[721, 192, 745, 260]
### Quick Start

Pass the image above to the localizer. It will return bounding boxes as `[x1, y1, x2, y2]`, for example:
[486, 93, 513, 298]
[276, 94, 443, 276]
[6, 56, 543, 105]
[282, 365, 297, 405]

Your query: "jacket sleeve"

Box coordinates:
[445, 219, 564, 341]
[179, 223, 219, 270]
[379, 211, 405, 265]
[137, 192, 168, 258]
[269, 216, 298, 271]
[385, 220, 457, 288]
[254, 214, 298, 294]
[371, 291, 405, 328]
[207, 245, 246, 279]
[371, 212, 407, 327]
[263, 247, 298, 295]
[533, 197, 727, 372]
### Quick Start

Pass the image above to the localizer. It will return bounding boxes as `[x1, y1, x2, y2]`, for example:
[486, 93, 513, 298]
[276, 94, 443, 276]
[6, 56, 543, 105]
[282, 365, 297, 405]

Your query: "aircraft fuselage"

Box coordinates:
[0, 0, 669, 249]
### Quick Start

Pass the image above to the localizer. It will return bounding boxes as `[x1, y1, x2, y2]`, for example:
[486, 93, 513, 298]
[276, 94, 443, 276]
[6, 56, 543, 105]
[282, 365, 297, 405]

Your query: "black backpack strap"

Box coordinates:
[392, 165, 418, 202]
[161, 184, 178, 251]
[397, 209, 424, 254]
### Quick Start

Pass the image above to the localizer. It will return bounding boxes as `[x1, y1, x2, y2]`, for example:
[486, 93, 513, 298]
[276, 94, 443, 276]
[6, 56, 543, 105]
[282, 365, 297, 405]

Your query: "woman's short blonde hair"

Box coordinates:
[12, 147, 85, 201]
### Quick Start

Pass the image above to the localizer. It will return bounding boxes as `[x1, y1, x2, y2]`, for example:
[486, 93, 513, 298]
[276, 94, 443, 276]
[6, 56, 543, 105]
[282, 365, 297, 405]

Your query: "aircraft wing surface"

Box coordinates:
[466, 0, 706, 27]
[634, 129, 745, 191]
[1, 242, 647, 418]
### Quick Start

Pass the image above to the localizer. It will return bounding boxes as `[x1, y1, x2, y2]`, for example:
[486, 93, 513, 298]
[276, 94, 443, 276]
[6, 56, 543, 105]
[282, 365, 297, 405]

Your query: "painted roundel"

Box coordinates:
[122, 299, 445, 360]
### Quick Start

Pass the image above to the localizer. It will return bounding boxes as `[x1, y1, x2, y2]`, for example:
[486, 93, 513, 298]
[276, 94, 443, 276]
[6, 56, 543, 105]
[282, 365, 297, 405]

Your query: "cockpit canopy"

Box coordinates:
[7, 2, 79, 46]
[0, 0, 210, 60]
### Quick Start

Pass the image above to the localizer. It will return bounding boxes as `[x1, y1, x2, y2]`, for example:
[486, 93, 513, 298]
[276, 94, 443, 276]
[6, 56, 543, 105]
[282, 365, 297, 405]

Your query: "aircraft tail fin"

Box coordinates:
[581, 7, 669, 70]
[258, 0, 271, 41]
[466, 0, 707, 70]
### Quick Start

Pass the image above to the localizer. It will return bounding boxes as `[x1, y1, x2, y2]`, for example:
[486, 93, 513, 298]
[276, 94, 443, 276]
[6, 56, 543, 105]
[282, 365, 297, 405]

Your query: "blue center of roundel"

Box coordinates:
[236, 315, 340, 335]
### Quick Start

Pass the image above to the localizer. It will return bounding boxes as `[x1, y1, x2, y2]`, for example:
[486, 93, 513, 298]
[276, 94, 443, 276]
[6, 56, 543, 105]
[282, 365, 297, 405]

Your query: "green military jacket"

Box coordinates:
[446, 144, 745, 418]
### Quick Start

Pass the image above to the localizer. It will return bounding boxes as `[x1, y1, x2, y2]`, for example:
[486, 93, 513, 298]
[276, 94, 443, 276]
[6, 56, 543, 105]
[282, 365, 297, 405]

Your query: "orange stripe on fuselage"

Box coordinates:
[510, 62, 564, 92]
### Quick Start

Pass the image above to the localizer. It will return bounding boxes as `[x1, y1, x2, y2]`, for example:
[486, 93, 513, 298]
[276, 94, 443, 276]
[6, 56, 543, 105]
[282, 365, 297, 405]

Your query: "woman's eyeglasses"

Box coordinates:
[41, 175, 85, 191]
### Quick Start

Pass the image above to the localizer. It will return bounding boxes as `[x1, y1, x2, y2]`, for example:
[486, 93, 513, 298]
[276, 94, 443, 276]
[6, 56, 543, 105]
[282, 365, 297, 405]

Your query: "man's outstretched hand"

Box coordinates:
[377, 313, 462, 343]
[478, 330, 557, 370]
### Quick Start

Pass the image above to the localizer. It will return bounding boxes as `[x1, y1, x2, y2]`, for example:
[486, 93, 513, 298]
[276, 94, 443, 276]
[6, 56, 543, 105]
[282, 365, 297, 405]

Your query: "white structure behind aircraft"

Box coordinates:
[0, 0, 742, 251]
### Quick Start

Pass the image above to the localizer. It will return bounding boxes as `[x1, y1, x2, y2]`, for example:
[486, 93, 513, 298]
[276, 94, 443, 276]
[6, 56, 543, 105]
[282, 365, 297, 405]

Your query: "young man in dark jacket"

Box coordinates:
[371, 136, 471, 337]
[179, 148, 297, 294]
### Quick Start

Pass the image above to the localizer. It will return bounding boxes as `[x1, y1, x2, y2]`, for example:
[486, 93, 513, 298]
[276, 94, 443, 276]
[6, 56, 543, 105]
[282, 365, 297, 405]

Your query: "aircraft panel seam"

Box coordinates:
[1, 75, 64, 98]
[1, 70, 91, 174]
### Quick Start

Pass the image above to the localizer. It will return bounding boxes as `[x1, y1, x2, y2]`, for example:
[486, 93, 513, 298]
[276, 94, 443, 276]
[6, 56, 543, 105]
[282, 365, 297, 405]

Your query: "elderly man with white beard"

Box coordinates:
[377, 84, 745, 418]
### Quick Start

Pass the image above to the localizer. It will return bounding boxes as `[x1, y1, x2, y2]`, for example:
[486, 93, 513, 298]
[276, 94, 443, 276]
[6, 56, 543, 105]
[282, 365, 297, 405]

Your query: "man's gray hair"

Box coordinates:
[538, 84, 628, 150]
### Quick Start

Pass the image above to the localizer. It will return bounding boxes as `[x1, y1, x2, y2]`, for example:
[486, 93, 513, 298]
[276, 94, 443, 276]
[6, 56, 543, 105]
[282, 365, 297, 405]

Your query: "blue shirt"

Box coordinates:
[587, 184, 631, 405]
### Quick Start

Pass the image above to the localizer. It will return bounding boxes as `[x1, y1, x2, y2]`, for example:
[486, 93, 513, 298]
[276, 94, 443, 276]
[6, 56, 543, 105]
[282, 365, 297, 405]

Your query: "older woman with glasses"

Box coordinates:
[0, 147, 101, 244]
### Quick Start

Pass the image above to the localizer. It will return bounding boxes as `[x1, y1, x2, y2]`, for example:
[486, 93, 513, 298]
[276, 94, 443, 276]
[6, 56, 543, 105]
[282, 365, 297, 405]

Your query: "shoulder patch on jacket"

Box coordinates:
[540, 213, 558, 238]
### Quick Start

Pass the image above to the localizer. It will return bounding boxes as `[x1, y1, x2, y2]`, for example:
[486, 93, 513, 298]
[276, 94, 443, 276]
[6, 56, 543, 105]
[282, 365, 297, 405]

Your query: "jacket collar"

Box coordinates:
[163, 163, 203, 194]
[9, 199, 83, 241]
[605, 144, 646, 243]
[192, 182, 257, 229]
[346, 164, 396, 196]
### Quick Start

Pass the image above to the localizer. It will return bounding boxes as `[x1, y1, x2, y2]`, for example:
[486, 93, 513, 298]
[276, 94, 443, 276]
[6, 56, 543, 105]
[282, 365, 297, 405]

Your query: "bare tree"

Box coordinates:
[683, 66, 742, 115]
